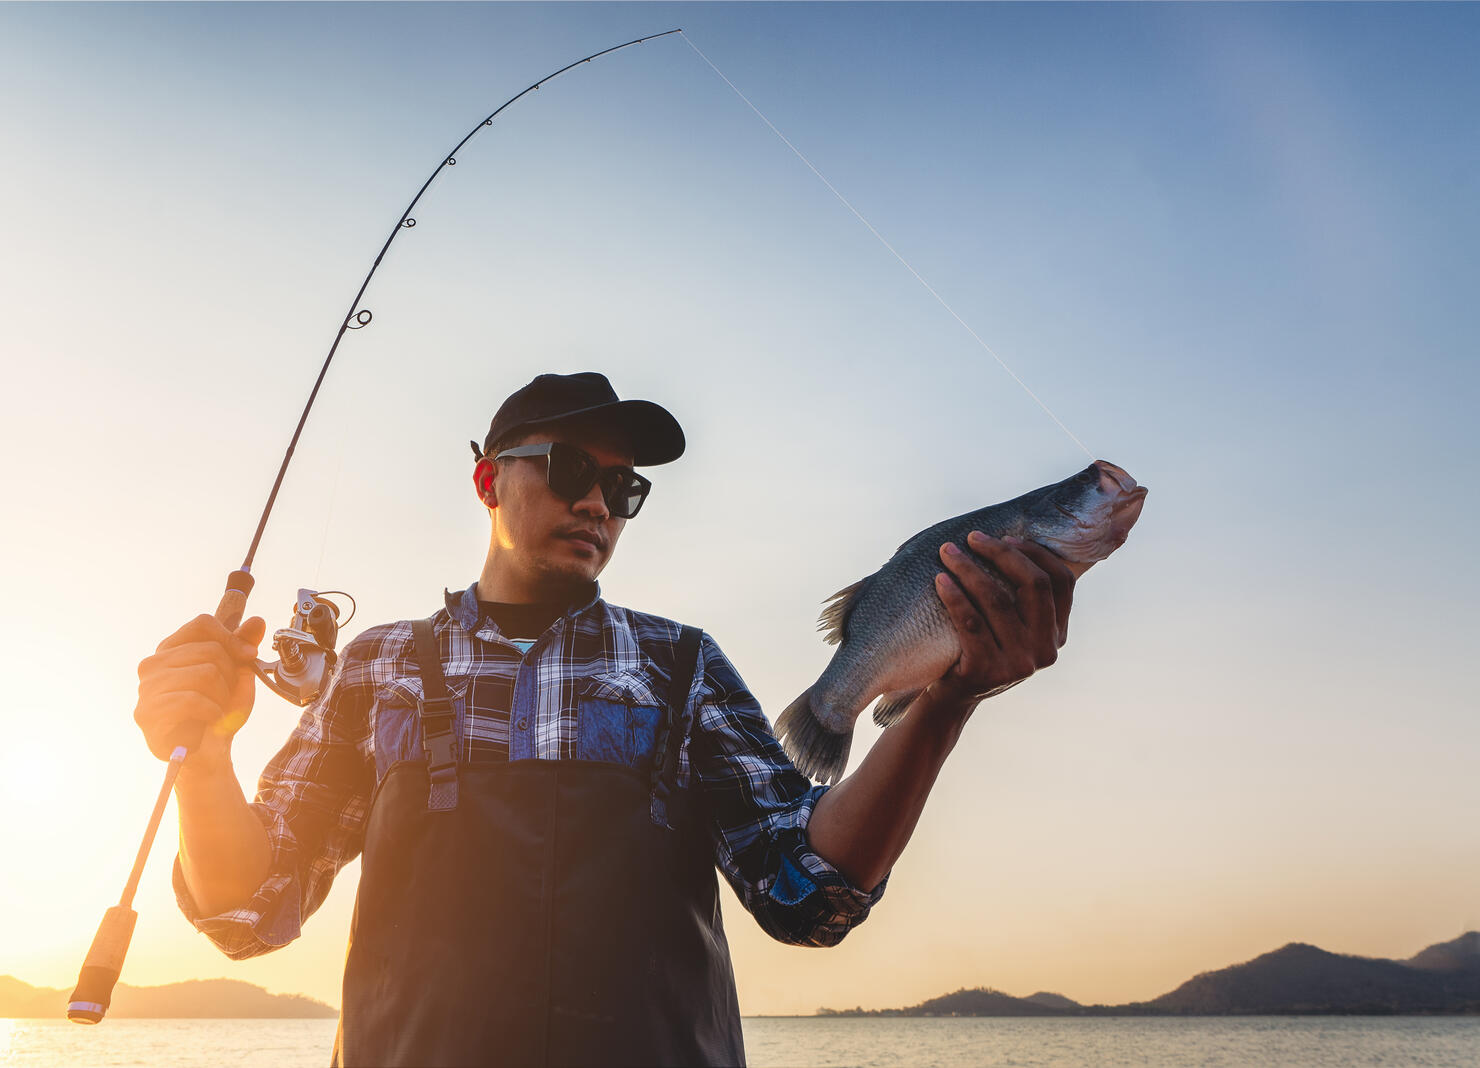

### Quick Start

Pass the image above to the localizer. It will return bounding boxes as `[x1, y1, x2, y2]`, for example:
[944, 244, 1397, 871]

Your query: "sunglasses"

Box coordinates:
[492, 442, 652, 519]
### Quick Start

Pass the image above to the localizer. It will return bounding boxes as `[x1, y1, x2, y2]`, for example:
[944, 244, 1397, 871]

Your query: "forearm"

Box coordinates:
[805, 682, 976, 891]
[174, 759, 272, 917]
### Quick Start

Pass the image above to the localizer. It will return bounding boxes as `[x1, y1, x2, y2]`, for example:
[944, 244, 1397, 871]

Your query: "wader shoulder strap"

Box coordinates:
[411, 617, 459, 812]
[649, 624, 703, 829]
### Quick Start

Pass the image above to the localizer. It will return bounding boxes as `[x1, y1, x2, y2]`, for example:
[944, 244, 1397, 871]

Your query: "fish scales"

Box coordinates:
[776, 461, 1147, 784]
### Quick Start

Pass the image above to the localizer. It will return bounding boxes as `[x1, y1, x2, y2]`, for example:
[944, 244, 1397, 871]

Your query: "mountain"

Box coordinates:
[1140, 939, 1480, 1015]
[1407, 932, 1480, 974]
[906, 988, 1070, 1016]
[815, 933, 1480, 1017]
[819, 987, 1071, 1017]
[0, 976, 337, 1019]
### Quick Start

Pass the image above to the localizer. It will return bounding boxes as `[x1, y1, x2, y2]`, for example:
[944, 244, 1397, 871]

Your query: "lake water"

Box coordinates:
[3, 1016, 1479, 1066]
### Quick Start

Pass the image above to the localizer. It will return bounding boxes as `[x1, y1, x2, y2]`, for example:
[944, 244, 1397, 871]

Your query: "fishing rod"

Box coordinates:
[66, 28, 683, 1026]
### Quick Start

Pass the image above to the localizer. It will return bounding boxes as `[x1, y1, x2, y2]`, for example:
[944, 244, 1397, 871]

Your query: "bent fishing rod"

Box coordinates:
[67, 28, 683, 1026]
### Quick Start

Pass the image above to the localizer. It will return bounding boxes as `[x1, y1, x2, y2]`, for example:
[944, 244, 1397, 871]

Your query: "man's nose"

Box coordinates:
[571, 482, 609, 520]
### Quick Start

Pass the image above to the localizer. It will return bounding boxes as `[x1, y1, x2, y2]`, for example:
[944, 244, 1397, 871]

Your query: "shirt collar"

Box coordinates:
[444, 581, 604, 638]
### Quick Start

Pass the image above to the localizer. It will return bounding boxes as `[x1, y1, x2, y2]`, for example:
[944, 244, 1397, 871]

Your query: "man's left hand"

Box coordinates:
[928, 531, 1076, 709]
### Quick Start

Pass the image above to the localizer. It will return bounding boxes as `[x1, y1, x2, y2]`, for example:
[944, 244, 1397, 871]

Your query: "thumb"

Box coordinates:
[233, 616, 268, 659]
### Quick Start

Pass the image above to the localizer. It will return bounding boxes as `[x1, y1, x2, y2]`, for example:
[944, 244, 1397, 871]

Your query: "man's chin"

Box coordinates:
[533, 561, 603, 596]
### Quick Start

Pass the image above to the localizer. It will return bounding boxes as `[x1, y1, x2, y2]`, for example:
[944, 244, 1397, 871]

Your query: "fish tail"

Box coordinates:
[775, 686, 853, 785]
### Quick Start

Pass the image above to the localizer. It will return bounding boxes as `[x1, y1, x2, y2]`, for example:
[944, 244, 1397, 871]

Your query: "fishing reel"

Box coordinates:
[252, 588, 355, 706]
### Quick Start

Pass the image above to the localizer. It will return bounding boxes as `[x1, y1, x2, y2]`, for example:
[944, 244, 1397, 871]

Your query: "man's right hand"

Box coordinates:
[135, 614, 267, 775]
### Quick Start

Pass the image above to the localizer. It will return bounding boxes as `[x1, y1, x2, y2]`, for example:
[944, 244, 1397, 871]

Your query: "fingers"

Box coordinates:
[142, 638, 237, 682]
[157, 613, 264, 661]
[138, 654, 235, 708]
[967, 531, 1054, 643]
[135, 615, 266, 761]
[933, 532, 1076, 702]
[959, 533, 1072, 655]
[939, 539, 1016, 640]
[1008, 538, 1075, 645]
[934, 568, 1001, 650]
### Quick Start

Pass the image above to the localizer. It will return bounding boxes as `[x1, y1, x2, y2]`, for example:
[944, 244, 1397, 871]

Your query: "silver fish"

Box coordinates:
[776, 460, 1147, 784]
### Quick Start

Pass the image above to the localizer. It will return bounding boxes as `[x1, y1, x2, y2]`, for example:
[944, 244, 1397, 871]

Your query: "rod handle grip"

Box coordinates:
[214, 568, 255, 630]
[67, 905, 138, 1023]
[170, 570, 256, 753]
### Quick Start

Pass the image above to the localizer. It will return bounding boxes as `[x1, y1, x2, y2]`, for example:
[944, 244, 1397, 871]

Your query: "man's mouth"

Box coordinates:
[560, 530, 606, 553]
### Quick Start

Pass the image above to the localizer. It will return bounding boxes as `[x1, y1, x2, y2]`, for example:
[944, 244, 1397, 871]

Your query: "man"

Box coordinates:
[134, 372, 1075, 1066]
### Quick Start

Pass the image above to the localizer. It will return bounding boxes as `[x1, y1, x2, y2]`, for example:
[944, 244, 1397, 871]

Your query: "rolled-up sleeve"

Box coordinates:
[174, 639, 376, 959]
[687, 635, 887, 947]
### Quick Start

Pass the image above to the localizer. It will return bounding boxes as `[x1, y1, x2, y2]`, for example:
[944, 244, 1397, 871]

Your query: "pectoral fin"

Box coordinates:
[872, 689, 922, 728]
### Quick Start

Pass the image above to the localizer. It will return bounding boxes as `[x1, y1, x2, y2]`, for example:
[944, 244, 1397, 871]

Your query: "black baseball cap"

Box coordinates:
[478, 372, 685, 466]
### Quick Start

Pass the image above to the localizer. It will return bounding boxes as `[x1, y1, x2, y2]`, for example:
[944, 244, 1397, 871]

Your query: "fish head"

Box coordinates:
[1019, 460, 1147, 572]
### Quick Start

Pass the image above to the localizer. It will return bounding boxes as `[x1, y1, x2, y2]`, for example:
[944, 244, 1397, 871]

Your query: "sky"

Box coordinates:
[1, 1, 1477, 1021]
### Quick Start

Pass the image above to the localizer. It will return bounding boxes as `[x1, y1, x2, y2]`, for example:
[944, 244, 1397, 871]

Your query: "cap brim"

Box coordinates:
[521, 398, 685, 466]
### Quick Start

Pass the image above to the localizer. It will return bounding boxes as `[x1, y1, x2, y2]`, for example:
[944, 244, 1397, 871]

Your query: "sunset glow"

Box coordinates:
[2, 1, 1477, 1022]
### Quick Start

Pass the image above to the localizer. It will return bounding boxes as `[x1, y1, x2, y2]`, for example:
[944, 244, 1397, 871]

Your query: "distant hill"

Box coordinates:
[1024, 991, 1082, 1010]
[816, 933, 1480, 1017]
[0, 976, 336, 1019]
[1408, 932, 1480, 974]
[1139, 937, 1480, 1015]
[820, 987, 1069, 1017]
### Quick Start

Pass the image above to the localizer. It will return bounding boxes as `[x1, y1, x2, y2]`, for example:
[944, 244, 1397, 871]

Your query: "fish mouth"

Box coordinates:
[1093, 460, 1148, 544]
[1093, 459, 1140, 496]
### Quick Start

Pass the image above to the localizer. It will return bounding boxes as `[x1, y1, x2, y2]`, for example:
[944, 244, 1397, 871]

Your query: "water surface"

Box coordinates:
[3, 1015, 1477, 1066]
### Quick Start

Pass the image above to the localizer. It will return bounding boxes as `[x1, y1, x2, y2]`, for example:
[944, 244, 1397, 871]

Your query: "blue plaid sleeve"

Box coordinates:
[173, 631, 379, 959]
[687, 634, 887, 947]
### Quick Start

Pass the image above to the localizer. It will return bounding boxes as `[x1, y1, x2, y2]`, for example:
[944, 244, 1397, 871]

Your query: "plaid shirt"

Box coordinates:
[175, 582, 886, 958]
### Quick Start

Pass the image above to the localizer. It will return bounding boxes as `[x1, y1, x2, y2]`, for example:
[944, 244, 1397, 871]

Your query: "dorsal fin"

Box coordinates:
[817, 579, 866, 646]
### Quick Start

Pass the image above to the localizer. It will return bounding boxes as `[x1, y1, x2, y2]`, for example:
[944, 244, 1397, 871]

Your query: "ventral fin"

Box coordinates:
[872, 689, 921, 728]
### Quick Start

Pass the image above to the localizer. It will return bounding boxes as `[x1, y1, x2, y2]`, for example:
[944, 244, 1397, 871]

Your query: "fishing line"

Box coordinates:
[678, 31, 1097, 462]
[312, 451, 344, 589]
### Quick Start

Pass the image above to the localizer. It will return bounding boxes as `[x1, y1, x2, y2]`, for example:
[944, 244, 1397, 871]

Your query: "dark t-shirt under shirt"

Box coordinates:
[477, 581, 595, 642]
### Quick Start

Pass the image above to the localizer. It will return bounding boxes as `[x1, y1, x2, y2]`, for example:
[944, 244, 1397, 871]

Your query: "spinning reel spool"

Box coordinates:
[254, 588, 354, 706]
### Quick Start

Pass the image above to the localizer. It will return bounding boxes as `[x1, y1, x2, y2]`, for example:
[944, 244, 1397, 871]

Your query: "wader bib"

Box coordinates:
[332, 620, 745, 1067]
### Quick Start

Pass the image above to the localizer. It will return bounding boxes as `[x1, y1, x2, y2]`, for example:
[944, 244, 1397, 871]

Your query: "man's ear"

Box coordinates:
[473, 457, 499, 509]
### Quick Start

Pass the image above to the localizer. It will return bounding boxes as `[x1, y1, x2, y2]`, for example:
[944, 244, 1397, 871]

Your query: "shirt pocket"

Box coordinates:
[370, 676, 469, 780]
[575, 670, 665, 770]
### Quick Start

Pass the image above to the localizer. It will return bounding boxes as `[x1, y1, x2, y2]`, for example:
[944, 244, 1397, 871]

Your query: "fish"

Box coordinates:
[775, 460, 1147, 784]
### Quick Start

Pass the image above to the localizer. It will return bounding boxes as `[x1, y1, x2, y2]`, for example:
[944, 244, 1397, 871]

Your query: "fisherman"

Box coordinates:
[134, 371, 1076, 1066]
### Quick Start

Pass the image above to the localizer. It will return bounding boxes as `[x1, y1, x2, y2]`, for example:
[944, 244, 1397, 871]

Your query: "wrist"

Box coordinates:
[919, 680, 982, 727]
[174, 748, 236, 795]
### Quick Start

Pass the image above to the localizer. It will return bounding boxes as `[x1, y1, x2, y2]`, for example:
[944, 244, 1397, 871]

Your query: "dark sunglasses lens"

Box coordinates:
[546, 444, 599, 500]
[545, 444, 648, 518]
[609, 478, 648, 519]
[592, 469, 642, 518]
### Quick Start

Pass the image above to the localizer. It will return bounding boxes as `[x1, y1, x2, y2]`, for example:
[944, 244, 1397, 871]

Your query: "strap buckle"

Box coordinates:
[412, 618, 460, 812]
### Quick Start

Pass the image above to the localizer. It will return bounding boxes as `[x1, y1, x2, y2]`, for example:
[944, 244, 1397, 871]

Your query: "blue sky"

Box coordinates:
[2, 2, 1477, 1015]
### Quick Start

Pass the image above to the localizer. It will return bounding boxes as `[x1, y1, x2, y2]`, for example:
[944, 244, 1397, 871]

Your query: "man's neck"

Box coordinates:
[477, 560, 593, 606]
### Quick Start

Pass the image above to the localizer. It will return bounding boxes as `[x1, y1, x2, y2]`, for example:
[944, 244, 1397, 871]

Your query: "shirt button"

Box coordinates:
[516, 719, 528, 731]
